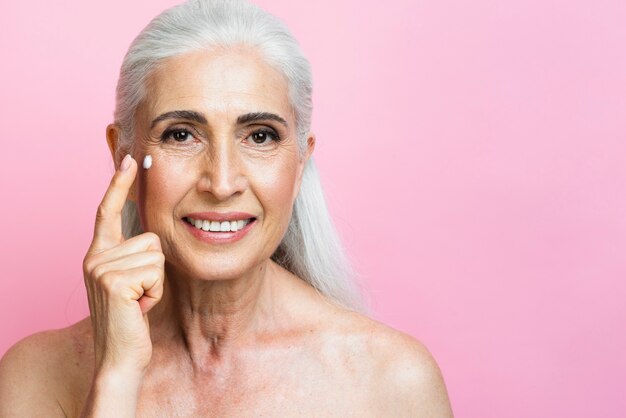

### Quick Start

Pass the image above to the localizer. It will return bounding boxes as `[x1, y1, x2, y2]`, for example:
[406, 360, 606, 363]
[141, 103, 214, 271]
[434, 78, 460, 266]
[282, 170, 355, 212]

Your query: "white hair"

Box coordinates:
[116, 0, 365, 312]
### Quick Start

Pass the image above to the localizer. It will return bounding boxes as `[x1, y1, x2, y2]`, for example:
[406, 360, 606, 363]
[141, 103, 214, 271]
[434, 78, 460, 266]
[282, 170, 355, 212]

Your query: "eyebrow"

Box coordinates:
[150, 110, 207, 129]
[150, 110, 288, 129]
[237, 112, 288, 127]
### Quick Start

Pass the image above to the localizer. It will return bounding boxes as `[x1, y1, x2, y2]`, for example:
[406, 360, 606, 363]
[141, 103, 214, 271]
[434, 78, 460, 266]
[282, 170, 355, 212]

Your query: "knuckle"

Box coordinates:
[144, 232, 162, 247]
[99, 271, 122, 293]
[145, 265, 164, 278]
[82, 256, 95, 274]
[142, 265, 157, 275]
[95, 204, 110, 223]
[91, 264, 108, 280]
[152, 264, 164, 274]
[151, 251, 165, 264]
[83, 253, 106, 276]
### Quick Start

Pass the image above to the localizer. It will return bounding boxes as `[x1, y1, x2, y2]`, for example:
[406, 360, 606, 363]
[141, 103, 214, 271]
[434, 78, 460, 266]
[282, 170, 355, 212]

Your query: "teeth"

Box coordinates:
[186, 217, 252, 232]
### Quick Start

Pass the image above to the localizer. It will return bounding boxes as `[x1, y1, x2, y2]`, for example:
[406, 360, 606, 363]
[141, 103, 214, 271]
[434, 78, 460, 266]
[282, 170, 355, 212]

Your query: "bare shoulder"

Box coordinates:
[329, 309, 454, 417]
[0, 318, 93, 418]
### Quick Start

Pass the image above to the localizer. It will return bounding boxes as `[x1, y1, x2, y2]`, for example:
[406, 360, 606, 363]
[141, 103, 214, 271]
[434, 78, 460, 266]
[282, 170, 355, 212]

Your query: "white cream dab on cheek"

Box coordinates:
[143, 155, 152, 169]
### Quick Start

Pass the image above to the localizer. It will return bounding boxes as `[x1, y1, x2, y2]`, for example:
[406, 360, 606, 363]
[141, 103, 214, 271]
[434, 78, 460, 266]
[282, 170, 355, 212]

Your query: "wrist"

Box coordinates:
[81, 369, 145, 418]
[94, 366, 145, 390]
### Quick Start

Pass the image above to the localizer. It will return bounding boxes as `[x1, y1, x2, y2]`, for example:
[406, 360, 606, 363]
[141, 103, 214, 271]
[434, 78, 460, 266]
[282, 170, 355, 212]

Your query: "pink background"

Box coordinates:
[1, 0, 625, 416]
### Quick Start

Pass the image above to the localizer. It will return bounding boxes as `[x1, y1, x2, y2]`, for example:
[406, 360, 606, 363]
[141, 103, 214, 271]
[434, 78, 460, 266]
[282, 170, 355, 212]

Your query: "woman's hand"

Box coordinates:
[82, 154, 165, 377]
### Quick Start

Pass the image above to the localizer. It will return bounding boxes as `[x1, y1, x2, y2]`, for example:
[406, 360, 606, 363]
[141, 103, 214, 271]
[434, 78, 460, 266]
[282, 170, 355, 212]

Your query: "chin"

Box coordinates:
[167, 251, 269, 282]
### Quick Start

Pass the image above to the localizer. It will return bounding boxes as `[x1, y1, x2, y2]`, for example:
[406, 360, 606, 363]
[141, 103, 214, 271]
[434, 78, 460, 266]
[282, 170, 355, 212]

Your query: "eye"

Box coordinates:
[160, 128, 194, 143]
[247, 128, 281, 145]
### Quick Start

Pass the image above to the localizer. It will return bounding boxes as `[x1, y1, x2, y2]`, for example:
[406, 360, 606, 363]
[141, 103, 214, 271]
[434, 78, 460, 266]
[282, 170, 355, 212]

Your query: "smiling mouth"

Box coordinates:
[184, 216, 255, 232]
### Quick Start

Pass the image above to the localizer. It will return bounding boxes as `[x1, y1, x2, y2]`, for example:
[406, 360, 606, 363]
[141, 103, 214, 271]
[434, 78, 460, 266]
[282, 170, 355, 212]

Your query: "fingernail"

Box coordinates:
[120, 154, 132, 171]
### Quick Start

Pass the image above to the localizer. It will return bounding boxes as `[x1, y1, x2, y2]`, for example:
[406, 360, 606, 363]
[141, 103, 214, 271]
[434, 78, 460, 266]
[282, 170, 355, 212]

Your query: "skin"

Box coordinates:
[0, 48, 454, 417]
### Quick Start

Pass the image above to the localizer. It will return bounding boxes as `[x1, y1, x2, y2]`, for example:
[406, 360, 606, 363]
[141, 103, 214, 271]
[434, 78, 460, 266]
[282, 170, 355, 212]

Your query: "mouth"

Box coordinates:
[183, 216, 256, 233]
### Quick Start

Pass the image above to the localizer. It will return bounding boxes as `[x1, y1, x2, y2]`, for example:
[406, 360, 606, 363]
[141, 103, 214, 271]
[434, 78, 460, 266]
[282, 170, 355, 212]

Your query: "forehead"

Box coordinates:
[141, 48, 293, 123]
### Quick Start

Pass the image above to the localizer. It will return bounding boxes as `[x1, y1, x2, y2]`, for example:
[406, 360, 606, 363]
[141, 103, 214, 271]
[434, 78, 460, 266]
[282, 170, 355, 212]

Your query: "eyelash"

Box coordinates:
[160, 128, 194, 143]
[159, 127, 282, 145]
[248, 128, 282, 145]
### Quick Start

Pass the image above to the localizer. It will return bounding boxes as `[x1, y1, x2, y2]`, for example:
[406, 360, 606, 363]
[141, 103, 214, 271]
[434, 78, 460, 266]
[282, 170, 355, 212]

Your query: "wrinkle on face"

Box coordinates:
[130, 47, 307, 284]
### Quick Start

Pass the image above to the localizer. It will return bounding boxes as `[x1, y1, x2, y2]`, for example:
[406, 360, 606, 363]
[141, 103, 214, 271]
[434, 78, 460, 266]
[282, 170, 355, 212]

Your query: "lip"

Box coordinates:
[184, 211, 256, 222]
[182, 213, 256, 244]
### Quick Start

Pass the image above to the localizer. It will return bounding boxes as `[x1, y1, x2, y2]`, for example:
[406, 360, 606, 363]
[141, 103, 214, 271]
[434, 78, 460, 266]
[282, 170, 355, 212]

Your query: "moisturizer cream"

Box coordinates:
[143, 155, 152, 169]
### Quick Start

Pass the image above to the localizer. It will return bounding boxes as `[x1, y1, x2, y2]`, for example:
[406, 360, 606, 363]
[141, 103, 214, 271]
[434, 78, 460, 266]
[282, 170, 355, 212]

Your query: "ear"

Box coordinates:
[293, 132, 316, 200]
[106, 123, 137, 202]
[105, 123, 121, 164]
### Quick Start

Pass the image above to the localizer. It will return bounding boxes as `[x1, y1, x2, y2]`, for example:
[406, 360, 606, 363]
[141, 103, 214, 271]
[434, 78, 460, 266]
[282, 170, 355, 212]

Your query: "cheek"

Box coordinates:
[251, 158, 299, 218]
[136, 152, 195, 225]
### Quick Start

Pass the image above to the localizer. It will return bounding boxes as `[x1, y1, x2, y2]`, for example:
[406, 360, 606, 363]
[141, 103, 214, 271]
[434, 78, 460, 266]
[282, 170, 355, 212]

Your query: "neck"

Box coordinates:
[148, 259, 279, 369]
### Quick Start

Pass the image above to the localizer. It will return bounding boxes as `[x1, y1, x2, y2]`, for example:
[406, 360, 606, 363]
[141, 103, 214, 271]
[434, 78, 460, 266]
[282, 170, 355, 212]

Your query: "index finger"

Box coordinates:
[89, 154, 137, 253]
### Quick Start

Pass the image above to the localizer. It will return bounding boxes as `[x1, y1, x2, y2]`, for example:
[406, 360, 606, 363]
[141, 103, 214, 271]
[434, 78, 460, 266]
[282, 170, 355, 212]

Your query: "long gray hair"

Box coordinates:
[115, 0, 365, 312]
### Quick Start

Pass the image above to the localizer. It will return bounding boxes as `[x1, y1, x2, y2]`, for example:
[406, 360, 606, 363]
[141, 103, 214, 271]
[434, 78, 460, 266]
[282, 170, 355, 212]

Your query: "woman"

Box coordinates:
[0, 0, 453, 416]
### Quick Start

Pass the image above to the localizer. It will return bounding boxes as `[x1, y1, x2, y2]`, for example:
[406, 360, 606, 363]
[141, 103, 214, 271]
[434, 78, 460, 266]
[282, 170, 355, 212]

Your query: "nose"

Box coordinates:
[196, 138, 246, 201]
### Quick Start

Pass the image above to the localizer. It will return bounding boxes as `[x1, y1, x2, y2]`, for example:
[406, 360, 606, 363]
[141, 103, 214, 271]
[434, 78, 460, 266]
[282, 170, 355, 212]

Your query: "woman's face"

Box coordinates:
[127, 48, 313, 281]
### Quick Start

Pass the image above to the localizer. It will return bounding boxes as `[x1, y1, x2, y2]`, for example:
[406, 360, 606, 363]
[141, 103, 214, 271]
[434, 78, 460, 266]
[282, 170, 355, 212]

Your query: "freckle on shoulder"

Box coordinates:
[1, 317, 93, 371]
[342, 315, 453, 416]
[331, 310, 447, 389]
[325, 308, 430, 359]
[0, 319, 95, 416]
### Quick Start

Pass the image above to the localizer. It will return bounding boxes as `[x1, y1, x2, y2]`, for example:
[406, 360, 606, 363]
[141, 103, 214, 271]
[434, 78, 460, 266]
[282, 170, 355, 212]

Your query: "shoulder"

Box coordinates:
[374, 327, 453, 416]
[328, 310, 454, 417]
[0, 318, 93, 417]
